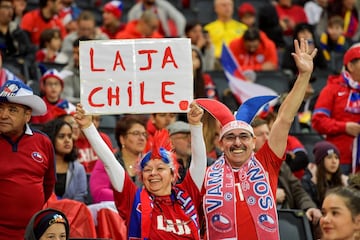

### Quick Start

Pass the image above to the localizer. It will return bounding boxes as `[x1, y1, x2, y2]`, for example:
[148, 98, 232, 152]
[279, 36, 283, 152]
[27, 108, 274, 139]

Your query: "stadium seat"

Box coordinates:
[44, 197, 97, 238]
[278, 209, 313, 240]
[193, 0, 216, 25]
[291, 132, 325, 163]
[235, 0, 271, 13]
[99, 115, 117, 129]
[26, 0, 39, 12]
[329, 52, 344, 75]
[205, 70, 228, 99]
[255, 70, 291, 95]
[87, 201, 126, 240]
[75, 0, 96, 10]
[96, 208, 127, 240]
[311, 68, 331, 94]
[3, 59, 32, 83]
[182, 8, 198, 23]
[27, 80, 40, 96]
[98, 115, 117, 147]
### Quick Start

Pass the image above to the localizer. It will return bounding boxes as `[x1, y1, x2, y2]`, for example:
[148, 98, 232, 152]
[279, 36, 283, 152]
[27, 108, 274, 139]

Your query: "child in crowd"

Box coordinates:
[36, 28, 68, 64]
[25, 208, 70, 240]
[237, 2, 256, 28]
[31, 69, 75, 124]
[319, 15, 352, 73]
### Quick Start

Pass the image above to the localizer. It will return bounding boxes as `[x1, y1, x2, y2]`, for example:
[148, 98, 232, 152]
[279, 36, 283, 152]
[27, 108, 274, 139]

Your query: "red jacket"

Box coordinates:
[229, 31, 278, 71]
[115, 20, 164, 39]
[275, 4, 308, 36]
[312, 74, 360, 165]
[20, 9, 67, 46]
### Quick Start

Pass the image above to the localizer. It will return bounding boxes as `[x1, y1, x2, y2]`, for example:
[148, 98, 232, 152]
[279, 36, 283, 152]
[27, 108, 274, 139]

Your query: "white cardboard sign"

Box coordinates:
[79, 38, 193, 114]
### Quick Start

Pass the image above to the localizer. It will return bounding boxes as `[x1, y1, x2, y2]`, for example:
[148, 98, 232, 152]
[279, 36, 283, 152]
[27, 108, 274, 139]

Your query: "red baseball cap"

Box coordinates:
[343, 45, 360, 66]
[238, 3, 256, 18]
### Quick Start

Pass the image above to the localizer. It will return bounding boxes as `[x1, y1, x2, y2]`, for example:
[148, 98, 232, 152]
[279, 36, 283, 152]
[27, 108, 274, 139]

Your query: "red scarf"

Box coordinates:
[204, 154, 279, 239]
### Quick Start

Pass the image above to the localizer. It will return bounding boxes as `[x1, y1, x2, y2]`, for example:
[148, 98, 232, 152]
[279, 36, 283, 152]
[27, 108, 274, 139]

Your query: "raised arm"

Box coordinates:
[74, 104, 126, 192]
[269, 39, 317, 158]
[187, 101, 207, 190]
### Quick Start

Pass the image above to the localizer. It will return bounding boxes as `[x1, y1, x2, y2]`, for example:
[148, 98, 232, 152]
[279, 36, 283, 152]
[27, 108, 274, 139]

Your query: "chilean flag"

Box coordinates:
[220, 43, 278, 103]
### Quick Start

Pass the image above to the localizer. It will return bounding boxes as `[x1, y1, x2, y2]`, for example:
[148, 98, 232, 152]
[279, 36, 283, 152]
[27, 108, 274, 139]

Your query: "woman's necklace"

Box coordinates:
[124, 159, 136, 176]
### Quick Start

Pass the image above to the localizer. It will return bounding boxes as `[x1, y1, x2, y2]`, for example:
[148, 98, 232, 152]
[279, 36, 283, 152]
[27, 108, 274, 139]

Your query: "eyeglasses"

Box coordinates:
[127, 131, 148, 138]
[223, 133, 253, 142]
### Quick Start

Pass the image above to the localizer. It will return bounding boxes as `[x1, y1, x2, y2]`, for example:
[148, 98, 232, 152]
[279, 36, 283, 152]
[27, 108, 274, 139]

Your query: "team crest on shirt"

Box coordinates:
[256, 54, 265, 63]
[31, 152, 44, 163]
